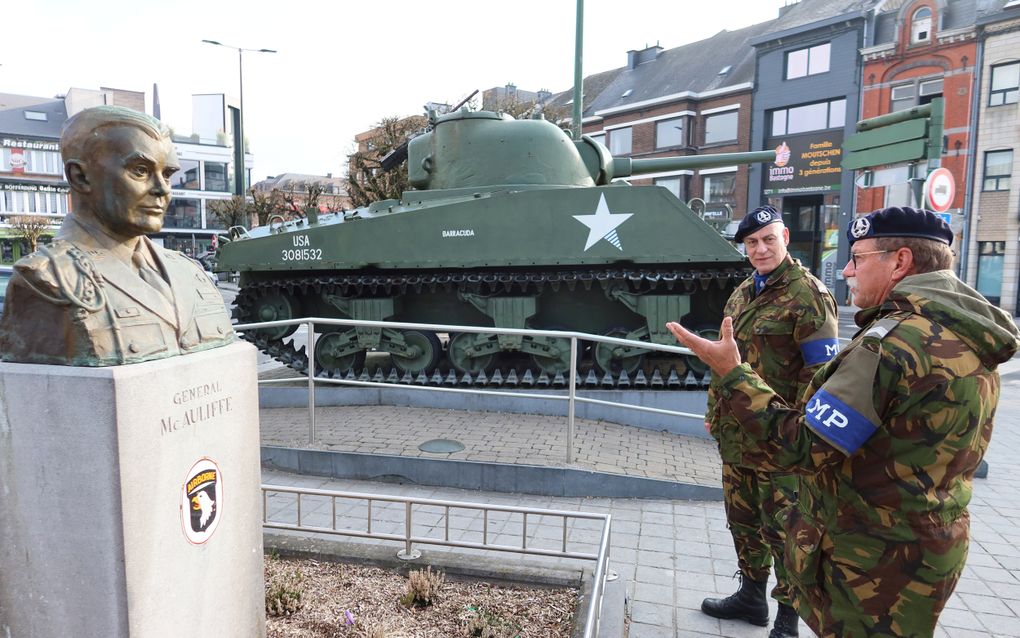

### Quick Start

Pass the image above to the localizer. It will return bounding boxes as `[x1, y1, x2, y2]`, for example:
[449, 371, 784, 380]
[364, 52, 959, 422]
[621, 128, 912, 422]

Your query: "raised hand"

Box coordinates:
[665, 317, 742, 378]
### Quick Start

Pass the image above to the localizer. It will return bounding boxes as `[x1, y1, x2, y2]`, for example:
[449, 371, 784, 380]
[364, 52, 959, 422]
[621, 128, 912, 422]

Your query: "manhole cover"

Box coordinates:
[418, 438, 465, 453]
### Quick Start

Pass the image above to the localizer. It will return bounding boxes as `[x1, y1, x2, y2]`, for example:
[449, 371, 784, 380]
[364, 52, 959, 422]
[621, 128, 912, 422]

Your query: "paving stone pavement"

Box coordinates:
[261, 404, 723, 486]
[258, 360, 1020, 637]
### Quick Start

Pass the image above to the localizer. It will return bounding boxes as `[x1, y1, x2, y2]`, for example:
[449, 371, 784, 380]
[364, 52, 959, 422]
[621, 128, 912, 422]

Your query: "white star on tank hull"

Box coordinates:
[572, 194, 634, 251]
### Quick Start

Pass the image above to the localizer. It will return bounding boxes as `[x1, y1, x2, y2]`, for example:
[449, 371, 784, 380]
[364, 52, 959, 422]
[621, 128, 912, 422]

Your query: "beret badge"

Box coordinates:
[850, 217, 871, 239]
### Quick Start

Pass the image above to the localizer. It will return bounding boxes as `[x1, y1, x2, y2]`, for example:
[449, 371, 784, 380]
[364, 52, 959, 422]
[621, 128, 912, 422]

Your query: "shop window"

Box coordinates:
[656, 117, 685, 149]
[609, 127, 632, 155]
[703, 172, 736, 207]
[976, 241, 1004, 305]
[989, 62, 1020, 106]
[171, 159, 200, 190]
[983, 150, 1012, 191]
[162, 234, 213, 259]
[205, 203, 228, 230]
[704, 112, 737, 145]
[786, 43, 830, 80]
[164, 198, 202, 229]
[911, 7, 932, 44]
[204, 162, 229, 192]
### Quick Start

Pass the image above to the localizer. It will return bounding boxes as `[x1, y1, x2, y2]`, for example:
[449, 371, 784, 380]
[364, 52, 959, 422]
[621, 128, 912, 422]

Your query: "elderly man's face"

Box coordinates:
[84, 126, 179, 239]
[843, 238, 899, 309]
[742, 222, 789, 276]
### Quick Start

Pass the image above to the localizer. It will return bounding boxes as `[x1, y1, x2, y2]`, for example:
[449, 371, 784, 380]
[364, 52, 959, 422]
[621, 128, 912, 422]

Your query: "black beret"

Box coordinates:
[734, 205, 783, 243]
[847, 206, 953, 247]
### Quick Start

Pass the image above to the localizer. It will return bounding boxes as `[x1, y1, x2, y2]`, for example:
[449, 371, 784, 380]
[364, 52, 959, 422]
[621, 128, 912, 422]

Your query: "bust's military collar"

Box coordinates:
[59, 213, 142, 269]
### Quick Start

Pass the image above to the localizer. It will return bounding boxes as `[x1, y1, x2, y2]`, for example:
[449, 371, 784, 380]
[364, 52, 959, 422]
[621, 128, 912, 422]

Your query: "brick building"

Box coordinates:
[562, 22, 775, 227]
[856, 0, 981, 245]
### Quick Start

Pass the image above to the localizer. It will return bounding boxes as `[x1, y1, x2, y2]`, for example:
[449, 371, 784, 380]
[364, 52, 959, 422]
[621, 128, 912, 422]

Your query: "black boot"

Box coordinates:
[769, 603, 799, 638]
[701, 574, 768, 626]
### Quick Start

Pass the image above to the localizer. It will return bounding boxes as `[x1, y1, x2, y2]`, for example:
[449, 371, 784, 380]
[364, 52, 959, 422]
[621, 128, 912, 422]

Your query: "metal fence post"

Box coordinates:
[397, 500, 421, 560]
[567, 336, 577, 464]
[306, 321, 316, 445]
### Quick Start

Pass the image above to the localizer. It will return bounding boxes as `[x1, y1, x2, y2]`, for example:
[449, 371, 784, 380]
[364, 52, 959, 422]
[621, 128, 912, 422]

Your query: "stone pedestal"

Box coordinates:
[0, 341, 265, 638]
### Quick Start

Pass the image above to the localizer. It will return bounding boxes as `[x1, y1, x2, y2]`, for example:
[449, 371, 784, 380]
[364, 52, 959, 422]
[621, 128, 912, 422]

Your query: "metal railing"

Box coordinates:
[236, 316, 705, 463]
[262, 483, 614, 638]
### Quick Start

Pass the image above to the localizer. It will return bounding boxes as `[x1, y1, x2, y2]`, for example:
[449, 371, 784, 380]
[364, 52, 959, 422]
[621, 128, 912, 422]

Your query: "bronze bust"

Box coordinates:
[0, 106, 234, 366]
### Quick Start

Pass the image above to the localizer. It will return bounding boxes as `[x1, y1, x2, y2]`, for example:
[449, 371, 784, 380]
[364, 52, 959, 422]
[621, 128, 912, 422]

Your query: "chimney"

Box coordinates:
[627, 44, 663, 69]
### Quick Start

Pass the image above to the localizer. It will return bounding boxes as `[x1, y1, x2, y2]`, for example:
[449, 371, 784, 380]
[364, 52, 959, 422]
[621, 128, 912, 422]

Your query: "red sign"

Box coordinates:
[9, 149, 25, 174]
[924, 168, 955, 213]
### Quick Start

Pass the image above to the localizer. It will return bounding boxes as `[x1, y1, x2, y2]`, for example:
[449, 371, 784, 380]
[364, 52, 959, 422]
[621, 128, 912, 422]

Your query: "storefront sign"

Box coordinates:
[763, 130, 844, 195]
[1, 137, 59, 152]
[0, 180, 70, 194]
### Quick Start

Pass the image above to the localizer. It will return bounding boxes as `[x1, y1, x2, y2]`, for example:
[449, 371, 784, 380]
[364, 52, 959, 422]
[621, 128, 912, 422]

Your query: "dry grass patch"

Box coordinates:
[265, 554, 578, 638]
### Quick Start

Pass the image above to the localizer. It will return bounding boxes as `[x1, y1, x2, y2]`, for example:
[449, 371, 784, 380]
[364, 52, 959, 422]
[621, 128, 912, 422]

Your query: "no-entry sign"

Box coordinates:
[924, 168, 956, 213]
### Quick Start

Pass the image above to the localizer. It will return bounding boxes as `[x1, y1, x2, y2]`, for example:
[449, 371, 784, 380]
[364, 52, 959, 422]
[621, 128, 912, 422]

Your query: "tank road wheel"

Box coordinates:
[684, 326, 719, 376]
[529, 336, 575, 376]
[448, 332, 497, 375]
[314, 330, 366, 373]
[593, 328, 646, 376]
[252, 292, 299, 340]
[391, 330, 443, 375]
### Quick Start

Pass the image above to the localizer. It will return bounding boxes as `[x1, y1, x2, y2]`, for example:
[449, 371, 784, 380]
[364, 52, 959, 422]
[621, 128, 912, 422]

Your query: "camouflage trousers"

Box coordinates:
[785, 505, 969, 637]
[721, 462, 799, 605]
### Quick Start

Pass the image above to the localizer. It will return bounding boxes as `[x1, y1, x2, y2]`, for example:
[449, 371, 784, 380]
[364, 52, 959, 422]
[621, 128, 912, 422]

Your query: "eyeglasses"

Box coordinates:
[849, 249, 891, 268]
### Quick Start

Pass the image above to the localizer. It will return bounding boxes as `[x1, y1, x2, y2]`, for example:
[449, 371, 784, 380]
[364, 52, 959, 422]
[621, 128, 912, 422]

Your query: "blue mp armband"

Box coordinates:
[803, 389, 877, 455]
[801, 338, 840, 366]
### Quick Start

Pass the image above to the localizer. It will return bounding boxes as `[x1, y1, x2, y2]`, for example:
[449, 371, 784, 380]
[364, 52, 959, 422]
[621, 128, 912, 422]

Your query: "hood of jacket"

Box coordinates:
[860, 270, 1020, 369]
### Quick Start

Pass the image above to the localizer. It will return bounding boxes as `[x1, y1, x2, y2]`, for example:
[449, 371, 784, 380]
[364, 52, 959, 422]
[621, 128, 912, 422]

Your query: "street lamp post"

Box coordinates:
[201, 40, 276, 196]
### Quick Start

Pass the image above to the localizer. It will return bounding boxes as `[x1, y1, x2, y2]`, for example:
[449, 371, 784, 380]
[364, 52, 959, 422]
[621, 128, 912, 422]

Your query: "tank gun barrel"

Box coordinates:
[609, 150, 777, 180]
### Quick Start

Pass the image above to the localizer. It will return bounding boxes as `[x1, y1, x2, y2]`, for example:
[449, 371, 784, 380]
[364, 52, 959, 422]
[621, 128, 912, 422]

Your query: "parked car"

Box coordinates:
[0, 265, 13, 315]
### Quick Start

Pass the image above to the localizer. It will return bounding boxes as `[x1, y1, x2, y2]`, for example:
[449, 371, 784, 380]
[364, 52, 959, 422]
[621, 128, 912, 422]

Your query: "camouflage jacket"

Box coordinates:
[705, 255, 839, 464]
[714, 270, 1020, 636]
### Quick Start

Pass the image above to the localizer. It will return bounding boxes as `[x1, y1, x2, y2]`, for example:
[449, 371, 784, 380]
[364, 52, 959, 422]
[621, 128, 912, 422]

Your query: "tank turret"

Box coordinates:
[405, 108, 774, 190]
[219, 109, 775, 388]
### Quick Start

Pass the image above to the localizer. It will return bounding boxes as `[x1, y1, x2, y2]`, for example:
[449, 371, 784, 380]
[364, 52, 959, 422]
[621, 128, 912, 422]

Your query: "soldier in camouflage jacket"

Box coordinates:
[702, 207, 839, 638]
[669, 206, 1020, 638]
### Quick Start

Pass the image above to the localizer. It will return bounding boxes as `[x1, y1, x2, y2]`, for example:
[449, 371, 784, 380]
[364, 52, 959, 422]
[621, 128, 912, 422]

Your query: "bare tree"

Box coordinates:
[207, 196, 250, 230]
[8, 215, 53, 253]
[280, 182, 321, 216]
[275, 181, 350, 216]
[492, 96, 569, 130]
[345, 115, 427, 207]
[248, 188, 287, 227]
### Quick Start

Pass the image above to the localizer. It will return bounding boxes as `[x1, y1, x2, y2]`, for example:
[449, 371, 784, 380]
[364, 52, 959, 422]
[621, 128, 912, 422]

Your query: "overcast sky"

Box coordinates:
[4, 0, 790, 182]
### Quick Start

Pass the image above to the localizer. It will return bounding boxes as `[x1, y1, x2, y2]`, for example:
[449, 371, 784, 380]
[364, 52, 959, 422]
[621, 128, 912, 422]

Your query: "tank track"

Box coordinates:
[233, 265, 749, 390]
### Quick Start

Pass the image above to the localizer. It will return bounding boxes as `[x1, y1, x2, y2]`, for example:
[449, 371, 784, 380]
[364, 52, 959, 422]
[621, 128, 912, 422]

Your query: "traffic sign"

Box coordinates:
[924, 167, 955, 212]
[842, 98, 944, 171]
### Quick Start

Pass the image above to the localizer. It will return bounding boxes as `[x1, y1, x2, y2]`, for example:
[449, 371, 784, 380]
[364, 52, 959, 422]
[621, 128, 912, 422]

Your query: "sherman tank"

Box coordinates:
[217, 108, 773, 388]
